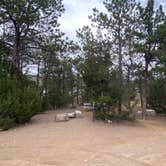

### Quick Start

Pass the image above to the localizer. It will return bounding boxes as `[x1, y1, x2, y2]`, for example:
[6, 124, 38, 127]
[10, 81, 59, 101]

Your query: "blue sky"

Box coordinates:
[59, 0, 166, 40]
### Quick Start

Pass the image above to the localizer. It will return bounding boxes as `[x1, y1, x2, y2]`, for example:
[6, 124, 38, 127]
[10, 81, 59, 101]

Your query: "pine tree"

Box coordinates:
[76, 26, 111, 102]
[135, 0, 165, 118]
[0, 0, 64, 79]
[90, 0, 140, 112]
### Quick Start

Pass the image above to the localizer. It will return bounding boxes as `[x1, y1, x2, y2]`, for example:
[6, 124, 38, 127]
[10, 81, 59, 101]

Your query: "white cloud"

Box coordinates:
[59, 0, 166, 40]
[59, 0, 105, 40]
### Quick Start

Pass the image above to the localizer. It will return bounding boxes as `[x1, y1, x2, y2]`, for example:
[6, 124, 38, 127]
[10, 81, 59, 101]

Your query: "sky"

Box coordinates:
[28, 0, 166, 75]
[59, 0, 166, 40]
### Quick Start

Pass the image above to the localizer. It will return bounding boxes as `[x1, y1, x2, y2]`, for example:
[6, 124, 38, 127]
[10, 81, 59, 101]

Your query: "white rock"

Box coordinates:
[75, 110, 83, 118]
[136, 109, 156, 117]
[107, 120, 112, 124]
[68, 112, 76, 118]
[146, 109, 156, 116]
[55, 113, 69, 122]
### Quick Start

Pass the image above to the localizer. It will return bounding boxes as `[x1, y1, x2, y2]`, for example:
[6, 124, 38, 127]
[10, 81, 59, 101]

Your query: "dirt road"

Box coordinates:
[0, 109, 166, 166]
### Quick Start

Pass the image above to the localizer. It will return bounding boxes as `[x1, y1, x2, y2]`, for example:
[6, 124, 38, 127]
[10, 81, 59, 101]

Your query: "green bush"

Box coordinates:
[48, 90, 72, 108]
[96, 110, 114, 120]
[97, 96, 111, 105]
[41, 96, 49, 111]
[0, 117, 15, 131]
[94, 90, 136, 121]
[148, 79, 166, 114]
[94, 96, 111, 112]
[0, 78, 42, 130]
[95, 110, 133, 121]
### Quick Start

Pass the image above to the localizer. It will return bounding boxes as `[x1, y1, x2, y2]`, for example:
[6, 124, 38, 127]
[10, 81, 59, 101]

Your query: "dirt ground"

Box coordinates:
[0, 109, 166, 166]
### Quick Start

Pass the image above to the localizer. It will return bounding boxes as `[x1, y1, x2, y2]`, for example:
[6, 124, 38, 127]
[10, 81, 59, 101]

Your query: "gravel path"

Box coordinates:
[0, 109, 166, 166]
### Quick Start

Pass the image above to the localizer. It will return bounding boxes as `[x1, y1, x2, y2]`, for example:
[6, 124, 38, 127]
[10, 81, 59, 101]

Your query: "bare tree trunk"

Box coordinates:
[70, 68, 74, 107]
[62, 66, 65, 95]
[71, 86, 74, 107]
[141, 61, 148, 119]
[127, 67, 131, 111]
[92, 102, 96, 121]
[36, 60, 40, 89]
[42, 59, 48, 97]
[127, 38, 133, 113]
[80, 77, 83, 104]
[140, 78, 143, 115]
[76, 74, 79, 105]
[118, 30, 123, 113]
[11, 26, 20, 79]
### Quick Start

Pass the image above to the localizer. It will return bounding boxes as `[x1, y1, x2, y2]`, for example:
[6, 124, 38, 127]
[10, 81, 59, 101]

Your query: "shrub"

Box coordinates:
[95, 110, 133, 122]
[147, 79, 166, 114]
[41, 96, 49, 111]
[0, 78, 42, 130]
[94, 90, 134, 122]
[94, 96, 111, 111]
[0, 117, 15, 131]
[48, 90, 72, 108]
[97, 96, 111, 105]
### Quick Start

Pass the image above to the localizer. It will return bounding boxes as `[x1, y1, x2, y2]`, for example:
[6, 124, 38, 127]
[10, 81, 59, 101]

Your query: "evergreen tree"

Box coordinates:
[0, 0, 64, 79]
[135, 0, 165, 118]
[77, 26, 111, 102]
[90, 0, 140, 112]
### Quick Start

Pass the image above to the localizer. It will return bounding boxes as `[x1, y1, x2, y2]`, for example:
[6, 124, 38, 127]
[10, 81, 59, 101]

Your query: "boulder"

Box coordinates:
[55, 113, 69, 122]
[146, 109, 156, 116]
[83, 103, 93, 111]
[68, 112, 76, 118]
[75, 110, 83, 118]
[136, 111, 142, 117]
[136, 109, 156, 117]
[107, 120, 113, 124]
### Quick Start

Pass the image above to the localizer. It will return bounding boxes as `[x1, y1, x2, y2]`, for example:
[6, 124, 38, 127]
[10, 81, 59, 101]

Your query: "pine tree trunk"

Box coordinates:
[70, 69, 74, 107]
[11, 26, 20, 79]
[76, 74, 79, 105]
[141, 61, 148, 119]
[42, 60, 48, 97]
[71, 88, 74, 107]
[127, 67, 131, 111]
[118, 32, 122, 113]
[36, 60, 40, 89]
[62, 67, 65, 95]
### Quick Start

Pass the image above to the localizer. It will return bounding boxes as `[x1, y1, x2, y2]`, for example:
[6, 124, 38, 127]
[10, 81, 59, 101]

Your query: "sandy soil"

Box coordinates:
[0, 109, 166, 166]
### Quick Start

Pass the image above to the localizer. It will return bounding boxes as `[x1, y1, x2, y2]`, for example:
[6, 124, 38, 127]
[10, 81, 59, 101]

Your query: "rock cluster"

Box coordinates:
[55, 110, 83, 122]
